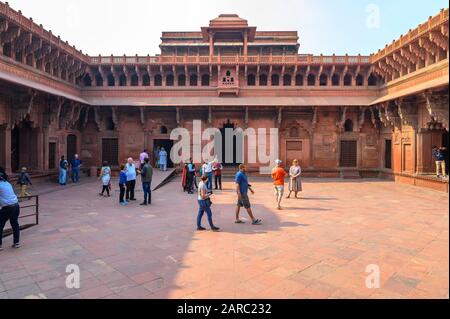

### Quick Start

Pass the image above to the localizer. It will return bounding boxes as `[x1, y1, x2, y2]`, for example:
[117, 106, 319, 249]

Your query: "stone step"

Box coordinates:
[340, 170, 361, 179]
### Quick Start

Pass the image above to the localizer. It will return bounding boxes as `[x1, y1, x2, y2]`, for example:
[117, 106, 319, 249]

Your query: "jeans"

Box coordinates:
[214, 175, 222, 190]
[160, 163, 167, 171]
[197, 200, 214, 228]
[207, 172, 213, 191]
[71, 167, 80, 183]
[101, 185, 110, 196]
[119, 184, 126, 203]
[59, 168, 67, 185]
[126, 180, 136, 200]
[0, 204, 20, 246]
[142, 182, 152, 204]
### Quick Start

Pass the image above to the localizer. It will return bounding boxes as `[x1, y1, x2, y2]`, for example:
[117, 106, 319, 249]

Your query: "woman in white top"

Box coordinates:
[196, 175, 220, 232]
[99, 161, 111, 197]
[287, 159, 303, 199]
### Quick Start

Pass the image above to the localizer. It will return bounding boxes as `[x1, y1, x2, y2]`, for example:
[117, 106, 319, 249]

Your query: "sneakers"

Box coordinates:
[120, 202, 128, 206]
[140, 202, 148, 206]
[12, 243, 20, 249]
[252, 219, 262, 225]
[197, 227, 207, 231]
[211, 227, 221, 232]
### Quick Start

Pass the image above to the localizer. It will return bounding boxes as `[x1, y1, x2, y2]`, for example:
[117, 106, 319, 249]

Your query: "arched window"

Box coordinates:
[344, 74, 352, 86]
[332, 74, 340, 86]
[107, 74, 115, 87]
[131, 74, 139, 86]
[160, 126, 168, 134]
[344, 119, 354, 132]
[307, 74, 316, 86]
[319, 74, 328, 86]
[271, 74, 280, 86]
[295, 74, 303, 86]
[166, 74, 174, 86]
[190, 74, 198, 86]
[83, 74, 92, 87]
[154, 74, 162, 86]
[201, 74, 210, 86]
[142, 74, 150, 86]
[226, 70, 231, 77]
[283, 74, 292, 86]
[368, 73, 378, 86]
[356, 74, 364, 86]
[247, 74, 256, 86]
[178, 74, 186, 86]
[259, 74, 268, 86]
[95, 74, 103, 87]
[119, 74, 127, 87]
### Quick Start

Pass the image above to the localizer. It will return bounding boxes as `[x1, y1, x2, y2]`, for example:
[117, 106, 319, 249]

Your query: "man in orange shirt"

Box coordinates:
[272, 159, 287, 210]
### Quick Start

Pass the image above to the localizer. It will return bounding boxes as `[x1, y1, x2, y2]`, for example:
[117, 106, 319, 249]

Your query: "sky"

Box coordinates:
[6, 0, 449, 56]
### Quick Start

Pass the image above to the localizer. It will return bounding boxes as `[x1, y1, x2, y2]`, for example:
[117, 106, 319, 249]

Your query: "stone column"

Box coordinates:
[0, 126, 12, 174]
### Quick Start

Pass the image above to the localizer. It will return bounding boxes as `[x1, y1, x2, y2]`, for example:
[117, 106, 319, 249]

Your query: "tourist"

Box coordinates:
[196, 175, 220, 232]
[140, 158, 153, 206]
[187, 158, 196, 194]
[272, 159, 287, 210]
[139, 149, 149, 170]
[212, 158, 223, 191]
[17, 167, 32, 198]
[433, 145, 447, 178]
[235, 164, 262, 225]
[202, 159, 213, 192]
[287, 159, 303, 199]
[59, 156, 69, 186]
[70, 154, 82, 183]
[99, 161, 111, 197]
[182, 162, 189, 192]
[119, 164, 128, 206]
[126, 157, 137, 201]
[0, 167, 9, 182]
[0, 171, 21, 250]
[159, 147, 168, 171]
[154, 146, 161, 167]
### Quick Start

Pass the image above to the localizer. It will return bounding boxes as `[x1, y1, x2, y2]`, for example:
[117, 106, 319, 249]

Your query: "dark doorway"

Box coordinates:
[218, 121, 242, 166]
[49, 142, 56, 169]
[385, 139, 392, 169]
[340, 140, 357, 168]
[153, 139, 174, 168]
[102, 138, 119, 166]
[67, 135, 77, 162]
[443, 131, 449, 175]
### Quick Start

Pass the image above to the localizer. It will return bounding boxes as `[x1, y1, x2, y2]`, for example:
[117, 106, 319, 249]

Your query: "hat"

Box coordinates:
[275, 159, 283, 165]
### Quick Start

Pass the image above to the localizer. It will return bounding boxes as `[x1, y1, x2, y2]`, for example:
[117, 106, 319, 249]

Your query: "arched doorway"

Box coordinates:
[67, 134, 77, 163]
[11, 120, 38, 172]
[217, 121, 243, 166]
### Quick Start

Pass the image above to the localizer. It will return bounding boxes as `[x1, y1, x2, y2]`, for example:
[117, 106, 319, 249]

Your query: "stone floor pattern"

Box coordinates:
[0, 174, 448, 299]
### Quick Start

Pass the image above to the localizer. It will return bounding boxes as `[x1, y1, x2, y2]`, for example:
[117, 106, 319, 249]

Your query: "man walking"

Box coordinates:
[187, 158, 196, 194]
[235, 164, 262, 225]
[272, 159, 287, 210]
[159, 147, 168, 171]
[433, 145, 447, 178]
[140, 158, 153, 206]
[126, 157, 137, 201]
[0, 171, 21, 250]
[71, 154, 82, 183]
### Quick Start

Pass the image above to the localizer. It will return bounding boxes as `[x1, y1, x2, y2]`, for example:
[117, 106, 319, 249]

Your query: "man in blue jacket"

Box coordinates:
[433, 146, 447, 178]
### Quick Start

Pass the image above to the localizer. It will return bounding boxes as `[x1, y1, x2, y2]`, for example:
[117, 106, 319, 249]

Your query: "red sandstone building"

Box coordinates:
[0, 2, 448, 191]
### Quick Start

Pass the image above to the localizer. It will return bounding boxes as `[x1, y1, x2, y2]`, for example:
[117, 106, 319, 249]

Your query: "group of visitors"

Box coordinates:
[99, 153, 154, 207]
[193, 158, 305, 232]
[59, 154, 82, 186]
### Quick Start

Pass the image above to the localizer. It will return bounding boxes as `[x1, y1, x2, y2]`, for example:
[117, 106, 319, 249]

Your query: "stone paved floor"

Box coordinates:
[0, 175, 448, 299]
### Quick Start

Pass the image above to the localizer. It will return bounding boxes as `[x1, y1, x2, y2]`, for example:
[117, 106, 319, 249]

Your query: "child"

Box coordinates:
[17, 167, 32, 198]
[119, 164, 128, 205]
[99, 161, 111, 197]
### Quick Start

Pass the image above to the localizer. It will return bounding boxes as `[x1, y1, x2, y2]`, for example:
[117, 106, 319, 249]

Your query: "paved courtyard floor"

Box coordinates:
[0, 174, 448, 299]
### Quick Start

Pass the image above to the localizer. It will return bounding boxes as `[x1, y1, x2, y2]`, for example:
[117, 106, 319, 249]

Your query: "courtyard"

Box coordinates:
[0, 175, 448, 299]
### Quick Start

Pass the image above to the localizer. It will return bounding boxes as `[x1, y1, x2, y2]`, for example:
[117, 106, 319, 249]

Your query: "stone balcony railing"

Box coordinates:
[89, 54, 371, 66]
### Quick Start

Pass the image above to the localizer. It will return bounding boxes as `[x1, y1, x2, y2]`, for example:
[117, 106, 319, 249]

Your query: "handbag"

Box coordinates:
[205, 197, 213, 208]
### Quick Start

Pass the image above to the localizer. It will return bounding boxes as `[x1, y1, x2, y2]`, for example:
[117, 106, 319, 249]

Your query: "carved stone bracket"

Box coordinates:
[140, 107, 146, 130]
[396, 98, 418, 129]
[111, 106, 120, 131]
[358, 107, 367, 131]
[423, 91, 449, 131]
[336, 106, 348, 131]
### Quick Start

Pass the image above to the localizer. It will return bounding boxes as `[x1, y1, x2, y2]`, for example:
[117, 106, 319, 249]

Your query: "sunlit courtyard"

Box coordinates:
[0, 175, 448, 299]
